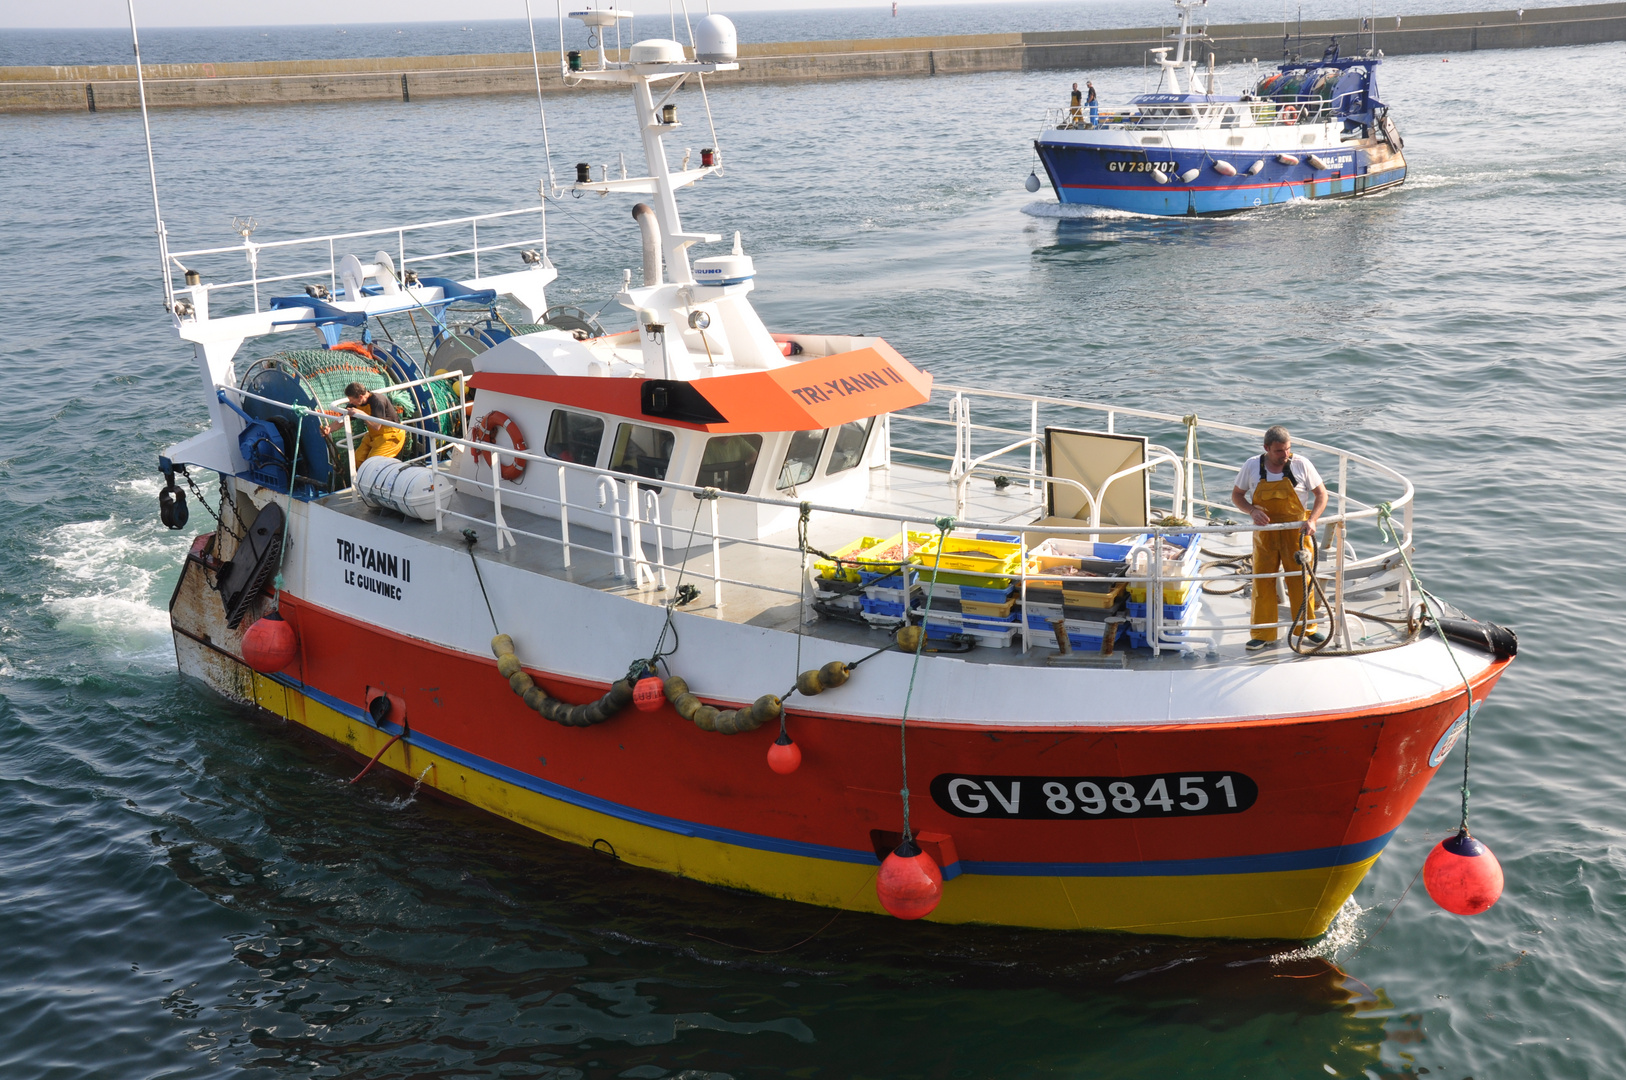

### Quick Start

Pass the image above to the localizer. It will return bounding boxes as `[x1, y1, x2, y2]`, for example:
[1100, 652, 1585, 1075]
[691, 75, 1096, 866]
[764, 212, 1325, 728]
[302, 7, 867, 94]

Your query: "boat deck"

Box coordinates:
[318, 458, 1413, 674]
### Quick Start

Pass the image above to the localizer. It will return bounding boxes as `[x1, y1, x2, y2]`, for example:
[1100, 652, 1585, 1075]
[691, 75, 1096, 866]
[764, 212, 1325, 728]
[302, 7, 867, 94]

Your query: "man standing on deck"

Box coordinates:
[1231, 426, 1328, 651]
[1086, 81, 1099, 127]
[1069, 82, 1084, 124]
[344, 381, 406, 466]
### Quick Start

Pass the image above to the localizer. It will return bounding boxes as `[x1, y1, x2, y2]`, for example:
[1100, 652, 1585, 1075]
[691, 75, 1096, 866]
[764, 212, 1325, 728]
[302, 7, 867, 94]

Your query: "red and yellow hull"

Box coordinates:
[176, 538, 1506, 939]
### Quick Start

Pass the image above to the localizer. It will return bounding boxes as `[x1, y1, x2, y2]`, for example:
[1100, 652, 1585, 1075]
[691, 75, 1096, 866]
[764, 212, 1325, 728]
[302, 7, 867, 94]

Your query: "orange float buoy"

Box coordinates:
[241, 610, 297, 673]
[633, 675, 665, 712]
[877, 839, 942, 919]
[1423, 829, 1504, 916]
[767, 730, 802, 774]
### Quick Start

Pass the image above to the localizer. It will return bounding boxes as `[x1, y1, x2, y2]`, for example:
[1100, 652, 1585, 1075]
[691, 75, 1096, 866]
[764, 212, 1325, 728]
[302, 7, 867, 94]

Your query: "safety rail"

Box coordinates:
[220, 375, 1416, 659]
[1043, 92, 1361, 135]
[163, 205, 550, 318]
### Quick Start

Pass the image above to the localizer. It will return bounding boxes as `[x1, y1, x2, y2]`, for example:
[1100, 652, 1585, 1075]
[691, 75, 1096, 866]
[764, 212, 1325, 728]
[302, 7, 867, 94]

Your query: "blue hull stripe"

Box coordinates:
[268, 673, 1398, 879]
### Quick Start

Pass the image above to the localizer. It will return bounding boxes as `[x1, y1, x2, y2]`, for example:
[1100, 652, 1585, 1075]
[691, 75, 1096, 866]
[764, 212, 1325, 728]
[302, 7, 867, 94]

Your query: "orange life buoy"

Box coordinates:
[471, 410, 528, 482]
[1280, 104, 1299, 126]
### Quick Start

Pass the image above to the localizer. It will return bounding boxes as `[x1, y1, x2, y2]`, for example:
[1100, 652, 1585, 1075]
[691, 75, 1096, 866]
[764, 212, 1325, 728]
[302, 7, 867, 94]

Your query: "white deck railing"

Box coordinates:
[224, 377, 1416, 659]
[1043, 93, 1362, 135]
[164, 205, 549, 318]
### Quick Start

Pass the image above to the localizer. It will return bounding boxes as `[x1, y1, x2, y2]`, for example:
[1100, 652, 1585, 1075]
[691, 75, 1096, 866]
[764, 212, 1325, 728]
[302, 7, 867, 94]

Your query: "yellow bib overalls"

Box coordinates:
[1250, 459, 1317, 641]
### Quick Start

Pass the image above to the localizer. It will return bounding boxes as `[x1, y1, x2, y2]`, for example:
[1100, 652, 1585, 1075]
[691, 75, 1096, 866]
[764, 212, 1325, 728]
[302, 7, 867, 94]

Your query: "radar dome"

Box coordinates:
[629, 38, 685, 63]
[695, 14, 738, 63]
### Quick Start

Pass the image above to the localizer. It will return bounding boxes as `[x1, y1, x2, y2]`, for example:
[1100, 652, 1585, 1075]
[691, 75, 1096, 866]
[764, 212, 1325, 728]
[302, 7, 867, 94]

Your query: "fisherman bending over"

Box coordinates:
[344, 381, 405, 465]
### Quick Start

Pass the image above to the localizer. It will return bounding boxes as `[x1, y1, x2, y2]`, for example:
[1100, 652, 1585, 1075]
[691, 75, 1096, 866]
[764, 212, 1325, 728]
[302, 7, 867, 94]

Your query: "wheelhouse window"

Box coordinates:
[543, 409, 604, 465]
[696, 434, 763, 494]
[826, 418, 873, 475]
[609, 423, 675, 482]
[777, 428, 827, 490]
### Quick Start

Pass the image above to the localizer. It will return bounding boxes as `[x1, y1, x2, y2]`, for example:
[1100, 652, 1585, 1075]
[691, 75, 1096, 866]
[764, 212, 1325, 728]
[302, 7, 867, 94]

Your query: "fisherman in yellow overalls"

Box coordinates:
[1231, 426, 1329, 651]
[344, 381, 406, 465]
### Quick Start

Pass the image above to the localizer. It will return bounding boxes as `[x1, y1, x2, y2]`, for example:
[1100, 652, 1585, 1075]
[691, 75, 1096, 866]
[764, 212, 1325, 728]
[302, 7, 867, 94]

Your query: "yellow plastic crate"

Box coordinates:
[960, 597, 1017, 618]
[913, 537, 1023, 576]
[1128, 579, 1197, 604]
[854, 531, 937, 578]
[814, 536, 885, 583]
[1063, 582, 1127, 609]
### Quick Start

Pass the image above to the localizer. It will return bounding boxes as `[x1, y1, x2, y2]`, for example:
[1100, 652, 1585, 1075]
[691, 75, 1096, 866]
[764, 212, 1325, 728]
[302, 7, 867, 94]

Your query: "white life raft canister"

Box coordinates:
[356, 456, 444, 521]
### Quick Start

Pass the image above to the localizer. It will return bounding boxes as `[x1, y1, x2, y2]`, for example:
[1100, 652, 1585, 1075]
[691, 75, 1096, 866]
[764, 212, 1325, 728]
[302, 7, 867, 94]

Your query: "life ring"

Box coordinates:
[471, 410, 528, 482]
[1280, 104, 1299, 126]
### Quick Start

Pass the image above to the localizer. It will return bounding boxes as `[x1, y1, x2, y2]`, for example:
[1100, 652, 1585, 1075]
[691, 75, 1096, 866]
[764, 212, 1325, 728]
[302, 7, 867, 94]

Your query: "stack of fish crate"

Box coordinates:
[1127, 534, 1203, 648]
[1022, 538, 1135, 651]
[910, 533, 1026, 648]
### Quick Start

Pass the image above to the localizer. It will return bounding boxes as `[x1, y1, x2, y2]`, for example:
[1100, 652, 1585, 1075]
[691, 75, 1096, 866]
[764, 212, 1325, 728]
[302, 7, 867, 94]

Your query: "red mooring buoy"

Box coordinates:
[1423, 829, 1504, 916]
[632, 675, 666, 712]
[877, 840, 943, 920]
[767, 731, 802, 774]
[241, 611, 298, 673]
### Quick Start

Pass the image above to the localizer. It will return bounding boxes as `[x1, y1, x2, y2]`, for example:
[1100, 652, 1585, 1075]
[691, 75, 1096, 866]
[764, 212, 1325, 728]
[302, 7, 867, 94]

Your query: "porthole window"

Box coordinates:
[696, 434, 763, 494]
[777, 429, 828, 490]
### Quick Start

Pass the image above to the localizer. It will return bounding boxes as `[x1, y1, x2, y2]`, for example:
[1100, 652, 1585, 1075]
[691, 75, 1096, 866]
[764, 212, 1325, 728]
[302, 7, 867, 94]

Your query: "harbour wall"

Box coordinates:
[2, 2, 1622, 113]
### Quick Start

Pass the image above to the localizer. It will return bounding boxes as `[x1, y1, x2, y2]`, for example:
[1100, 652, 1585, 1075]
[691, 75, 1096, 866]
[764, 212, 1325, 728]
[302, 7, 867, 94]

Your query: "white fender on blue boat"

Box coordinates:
[1152, 169, 1170, 184]
[1277, 154, 1299, 166]
[1213, 160, 1237, 177]
[1025, 171, 1041, 193]
[1246, 159, 1265, 175]
[1306, 155, 1329, 171]
[1180, 168, 1201, 183]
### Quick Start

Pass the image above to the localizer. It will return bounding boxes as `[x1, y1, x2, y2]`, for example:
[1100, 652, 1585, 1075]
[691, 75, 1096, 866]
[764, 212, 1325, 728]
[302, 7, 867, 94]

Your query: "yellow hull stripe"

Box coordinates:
[250, 672, 1376, 939]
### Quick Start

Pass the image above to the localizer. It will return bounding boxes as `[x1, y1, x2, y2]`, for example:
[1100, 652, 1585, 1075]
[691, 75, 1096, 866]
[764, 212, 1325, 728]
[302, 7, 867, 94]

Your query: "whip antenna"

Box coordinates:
[127, 0, 172, 312]
[524, 0, 558, 202]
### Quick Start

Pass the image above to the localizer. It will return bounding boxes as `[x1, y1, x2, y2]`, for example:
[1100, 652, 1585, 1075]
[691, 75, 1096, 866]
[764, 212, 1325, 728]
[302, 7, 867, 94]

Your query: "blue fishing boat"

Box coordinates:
[1032, 0, 1405, 216]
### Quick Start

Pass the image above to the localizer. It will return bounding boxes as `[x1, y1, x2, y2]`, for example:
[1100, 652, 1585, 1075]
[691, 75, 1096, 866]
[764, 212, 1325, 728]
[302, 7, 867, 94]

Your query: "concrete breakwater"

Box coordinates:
[3, 2, 1622, 113]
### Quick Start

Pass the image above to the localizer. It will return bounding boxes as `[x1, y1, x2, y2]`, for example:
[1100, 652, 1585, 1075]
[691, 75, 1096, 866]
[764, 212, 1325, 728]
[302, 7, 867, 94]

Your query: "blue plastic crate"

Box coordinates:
[1129, 626, 1201, 649]
[1030, 622, 1127, 652]
[1127, 596, 1201, 621]
[859, 568, 917, 588]
[860, 596, 909, 617]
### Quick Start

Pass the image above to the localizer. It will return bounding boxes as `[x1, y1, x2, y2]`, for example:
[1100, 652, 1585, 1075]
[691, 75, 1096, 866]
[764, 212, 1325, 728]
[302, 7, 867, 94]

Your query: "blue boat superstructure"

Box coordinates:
[1034, 2, 1405, 217]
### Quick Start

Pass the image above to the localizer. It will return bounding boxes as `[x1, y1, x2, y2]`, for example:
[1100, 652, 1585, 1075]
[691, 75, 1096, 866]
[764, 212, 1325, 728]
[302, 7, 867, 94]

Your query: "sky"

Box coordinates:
[2, 0, 954, 30]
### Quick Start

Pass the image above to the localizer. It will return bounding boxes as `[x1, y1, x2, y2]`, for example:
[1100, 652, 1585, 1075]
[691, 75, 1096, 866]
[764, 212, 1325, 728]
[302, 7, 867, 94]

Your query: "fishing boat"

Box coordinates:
[152, 11, 1507, 939]
[1031, 0, 1406, 216]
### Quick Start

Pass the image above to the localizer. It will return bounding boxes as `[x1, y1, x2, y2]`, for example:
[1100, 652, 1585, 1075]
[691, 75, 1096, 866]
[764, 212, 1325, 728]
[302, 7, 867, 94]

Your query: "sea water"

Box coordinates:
[1, 21, 1624, 1080]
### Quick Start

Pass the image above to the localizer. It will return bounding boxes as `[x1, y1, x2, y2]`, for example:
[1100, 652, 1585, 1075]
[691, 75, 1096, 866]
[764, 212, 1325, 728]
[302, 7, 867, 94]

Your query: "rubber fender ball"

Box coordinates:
[607, 679, 635, 709]
[1024, 170, 1041, 193]
[692, 705, 721, 731]
[818, 661, 850, 690]
[509, 671, 535, 695]
[497, 653, 523, 679]
[767, 731, 802, 774]
[896, 626, 924, 652]
[491, 634, 514, 658]
[672, 693, 702, 721]
[796, 669, 824, 697]
[633, 675, 666, 712]
[663, 675, 690, 701]
[522, 686, 550, 712]
[1424, 830, 1504, 916]
[242, 611, 298, 674]
[877, 839, 943, 920]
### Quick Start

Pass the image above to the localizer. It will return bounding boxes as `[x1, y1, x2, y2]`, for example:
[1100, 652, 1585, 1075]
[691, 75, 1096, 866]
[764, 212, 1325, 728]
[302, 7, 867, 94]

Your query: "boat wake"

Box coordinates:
[39, 502, 183, 664]
[1270, 896, 1369, 964]
[1019, 200, 1157, 221]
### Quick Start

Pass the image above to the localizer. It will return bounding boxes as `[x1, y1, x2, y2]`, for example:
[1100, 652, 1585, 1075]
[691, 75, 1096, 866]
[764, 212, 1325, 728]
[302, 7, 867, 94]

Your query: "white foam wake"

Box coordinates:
[1019, 199, 1155, 220]
[40, 514, 182, 663]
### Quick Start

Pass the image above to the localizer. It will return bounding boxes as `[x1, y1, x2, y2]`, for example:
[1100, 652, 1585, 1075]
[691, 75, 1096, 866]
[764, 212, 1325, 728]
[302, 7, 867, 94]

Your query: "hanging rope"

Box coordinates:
[894, 516, 955, 844]
[271, 403, 308, 597]
[1377, 502, 1477, 833]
